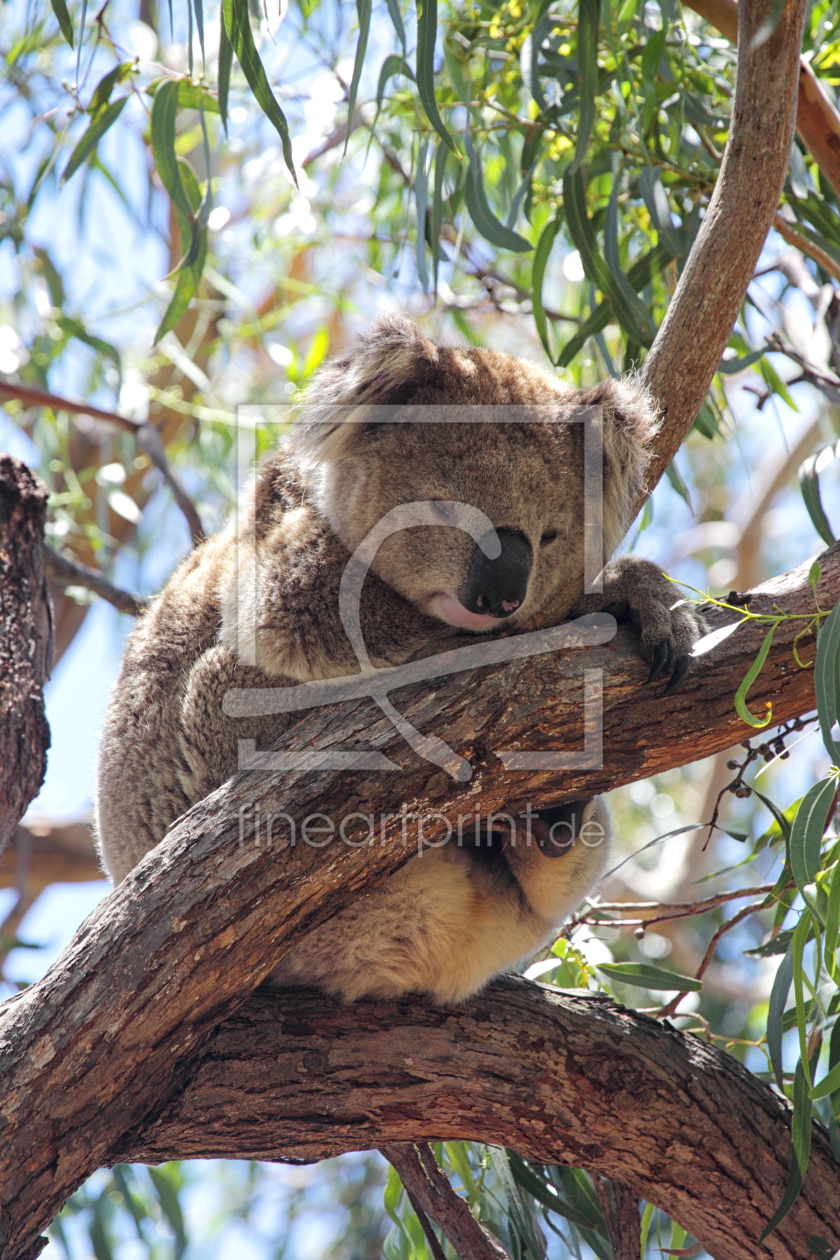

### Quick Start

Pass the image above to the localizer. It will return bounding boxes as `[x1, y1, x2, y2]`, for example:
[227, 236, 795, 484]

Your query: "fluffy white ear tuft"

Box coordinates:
[289, 315, 436, 464]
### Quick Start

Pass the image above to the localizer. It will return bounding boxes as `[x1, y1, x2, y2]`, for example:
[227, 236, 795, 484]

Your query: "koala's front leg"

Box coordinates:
[572, 555, 707, 695]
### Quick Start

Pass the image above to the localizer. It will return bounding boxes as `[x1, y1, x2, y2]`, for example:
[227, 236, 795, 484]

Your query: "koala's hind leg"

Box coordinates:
[501, 798, 612, 926]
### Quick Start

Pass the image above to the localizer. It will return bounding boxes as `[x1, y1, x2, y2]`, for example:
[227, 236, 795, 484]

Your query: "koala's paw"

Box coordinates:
[604, 557, 707, 696]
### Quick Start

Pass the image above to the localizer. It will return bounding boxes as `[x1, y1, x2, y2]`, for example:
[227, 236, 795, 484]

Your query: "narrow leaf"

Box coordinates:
[431, 141, 448, 294]
[50, 0, 74, 47]
[800, 448, 838, 549]
[416, 139, 431, 291]
[759, 1057, 812, 1240]
[385, 0, 406, 50]
[824, 860, 840, 980]
[596, 961, 702, 991]
[569, 0, 600, 172]
[604, 166, 654, 342]
[464, 134, 531, 253]
[734, 624, 776, 728]
[218, 6, 233, 132]
[768, 939, 794, 1088]
[639, 167, 680, 256]
[532, 214, 562, 359]
[61, 97, 128, 184]
[816, 595, 840, 762]
[563, 167, 651, 344]
[150, 79, 193, 217]
[223, 0, 296, 181]
[344, 0, 371, 154]
[790, 776, 836, 896]
[416, 0, 459, 154]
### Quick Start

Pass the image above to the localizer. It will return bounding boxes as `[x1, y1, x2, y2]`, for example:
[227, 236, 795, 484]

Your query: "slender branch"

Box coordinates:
[638, 0, 808, 510]
[593, 1178, 642, 1260]
[380, 1149, 513, 1260]
[381, 1144, 511, 1260]
[773, 213, 840, 286]
[0, 380, 205, 544]
[42, 544, 146, 617]
[657, 900, 766, 1018]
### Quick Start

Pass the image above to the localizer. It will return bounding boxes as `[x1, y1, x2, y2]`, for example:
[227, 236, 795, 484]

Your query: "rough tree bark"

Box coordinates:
[0, 0, 816, 1255]
[107, 981, 840, 1260]
[0, 545, 836, 1260]
[0, 456, 52, 854]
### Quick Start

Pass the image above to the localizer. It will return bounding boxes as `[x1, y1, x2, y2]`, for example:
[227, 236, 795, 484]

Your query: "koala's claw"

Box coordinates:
[647, 641, 669, 684]
[662, 654, 692, 696]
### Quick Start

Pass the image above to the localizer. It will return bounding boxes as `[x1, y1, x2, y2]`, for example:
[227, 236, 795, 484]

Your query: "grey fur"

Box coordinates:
[95, 316, 704, 1004]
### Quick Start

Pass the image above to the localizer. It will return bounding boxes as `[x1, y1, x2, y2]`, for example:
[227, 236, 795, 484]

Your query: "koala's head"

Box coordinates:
[290, 316, 658, 631]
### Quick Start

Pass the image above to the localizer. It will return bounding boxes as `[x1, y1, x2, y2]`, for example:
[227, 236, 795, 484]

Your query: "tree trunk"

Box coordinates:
[0, 455, 52, 853]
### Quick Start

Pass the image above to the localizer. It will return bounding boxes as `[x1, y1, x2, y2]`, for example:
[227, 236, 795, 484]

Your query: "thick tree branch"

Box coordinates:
[0, 543, 836, 1260]
[109, 981, 840, 1260]
[638, 0, 807, 510]
[0, 456, 52, 854]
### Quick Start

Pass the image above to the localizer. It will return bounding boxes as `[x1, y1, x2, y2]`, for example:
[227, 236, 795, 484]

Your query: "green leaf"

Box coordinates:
[223, 0, 296, 181]
[824, 861, 840, 981]
[416, 139, 431, 291]
[790, 776, 836, 897]
[55, 316, 121, 367]
[718, 346, 767, 375]
[810, 1056, 840, 1100]
[768, 939, 794, 1088]
[344, 0, 371, 154]
[61, 97, 128, 184]
[596, 961, 702, 991]
[218, 7, 232, 132]
[375, 54, 415, 112]
[816, 594, 840, 763]
[639, 167, 680, 257]
[89, 62, 131, 112]
[532, 214, 563, 359]
[604, 166, 655, 343]
[385, 0, 406, 51]
[800, 444, 839, 550]
[734, 624, 777, 728]
[563, 167, 651, 344]
[416, 0, 460, 155]
[556, 243, 672, 367]
[50, 0, 74, 47]
[810, 560, 823, 595]
[569, 0, 600, 172]
[464, 134, 531, 253]
[760, 357, 799, 411]
[150, 79, 193, 218]
[489, 1149, 547, 1260]
[759, 1053, 813, 1240]
[507, 1153, 597, 1231]
[431, 141, 448, 294]
[665, 459, 692, 508]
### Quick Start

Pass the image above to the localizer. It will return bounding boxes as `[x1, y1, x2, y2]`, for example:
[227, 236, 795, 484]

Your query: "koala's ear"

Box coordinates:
[290, 315, 437, 463]
[578, 374, 660, 542]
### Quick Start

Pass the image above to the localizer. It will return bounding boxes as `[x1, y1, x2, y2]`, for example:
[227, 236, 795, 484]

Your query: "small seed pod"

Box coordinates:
[727, 759, 740, 770]
[634, 926, 646, 939]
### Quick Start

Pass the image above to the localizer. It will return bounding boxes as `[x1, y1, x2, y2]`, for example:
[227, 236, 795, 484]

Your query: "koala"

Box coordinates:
[95, 315, 703, 1004]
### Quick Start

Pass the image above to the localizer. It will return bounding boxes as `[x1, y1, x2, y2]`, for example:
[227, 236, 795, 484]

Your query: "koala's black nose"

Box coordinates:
[458, 528, 532, 618]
